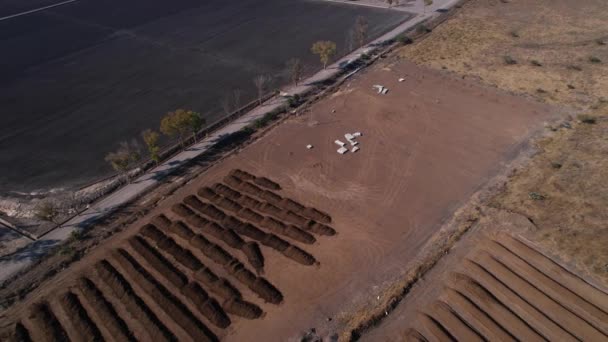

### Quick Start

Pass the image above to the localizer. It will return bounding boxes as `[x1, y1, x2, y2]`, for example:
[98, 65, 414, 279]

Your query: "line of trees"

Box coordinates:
[105, 109, 204, 182]
[104, 15, 372, 182]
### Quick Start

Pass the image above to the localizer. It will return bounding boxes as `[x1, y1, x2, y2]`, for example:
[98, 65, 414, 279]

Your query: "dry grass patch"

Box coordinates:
[399, 0, 608, 109]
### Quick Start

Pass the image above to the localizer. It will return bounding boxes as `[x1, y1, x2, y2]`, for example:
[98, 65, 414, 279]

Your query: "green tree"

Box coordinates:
[286, 58, 303, 86]
[141, 129, 161, 164]
[311, 41, 337, 69]
[105, 140, 141, 182]
[160, 109, 205, 146]
[189, 111, 204, 142]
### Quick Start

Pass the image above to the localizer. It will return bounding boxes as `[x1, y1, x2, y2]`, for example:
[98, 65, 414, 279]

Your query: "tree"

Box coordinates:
[34, 200, 59, 223]
[189, 111, 204, 142]
[141, 129, 160, 164]
[221, 93, 233, 116]
[105, 140, 141, 182]
[424, 0, 433, 13]
[354, 16, 369, 48]
[160, 109, 204, 146]
[286, 58, 303, 86]
[386, 0, 394, 8]
[253, 75, 271, 105]
[311, 41, 337, 69]
[233, 88, 242, 111]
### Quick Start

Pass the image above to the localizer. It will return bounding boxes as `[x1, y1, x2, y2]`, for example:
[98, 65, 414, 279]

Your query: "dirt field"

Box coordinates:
[396, 0, 608, 284]
[0, 54, 556, 340]
[364, 229, 608, 341]
[358, 0, 608, 339]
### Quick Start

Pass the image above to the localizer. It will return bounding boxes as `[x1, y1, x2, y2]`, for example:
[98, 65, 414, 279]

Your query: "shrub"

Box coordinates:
[589, 56, 602, 64]
[530, 60, 542, 67]
[529, 192, 546, 201]
[577, 114, 597, 124]
[503, 55, 517, 65]
[551, 162, 562, 169]
[509, 30, 520, 38]
[596, 39, 606, 46]
[397, 35, 413, 45]
[567, 64, 582, 71]
[416, 25, 431, 34]
[288, 94, 301, 108]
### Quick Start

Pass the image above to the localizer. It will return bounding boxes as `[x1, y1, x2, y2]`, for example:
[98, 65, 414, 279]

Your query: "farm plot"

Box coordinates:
[405, 235, 608, 341]
[1, 169, 336, 341]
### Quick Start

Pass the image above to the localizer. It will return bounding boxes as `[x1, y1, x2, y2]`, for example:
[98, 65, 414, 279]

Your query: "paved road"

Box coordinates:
[0, 0, 459, 284]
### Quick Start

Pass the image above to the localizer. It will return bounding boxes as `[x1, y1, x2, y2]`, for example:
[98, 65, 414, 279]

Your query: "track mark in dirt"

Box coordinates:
[407, 235, 608, 341]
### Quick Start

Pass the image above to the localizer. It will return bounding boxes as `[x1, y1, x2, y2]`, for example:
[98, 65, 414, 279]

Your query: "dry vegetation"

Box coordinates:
[401, 0, 608, 109]
[399, 0, 608, 284]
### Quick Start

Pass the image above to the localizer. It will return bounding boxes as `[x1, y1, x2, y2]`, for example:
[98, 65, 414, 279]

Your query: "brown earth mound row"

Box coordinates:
[209, 185, 337, 236]
[451, 273, 545, 341]
[486, 241, 608, 334]
[57, 291, 103, 342]
[418, 313, 455, 341]
[171, 204, 245, 250]
[229, 169, 282, 191]
[145, 224, 281, 304]
[169, 219, 264, 273]
[76, 277, 136, 342]
[427, 301, 483, 341]
[140, 224, 204, 271]
[439, 288, 517, 341]
[141, 223, 240, 301]
[194, 267, 242, 301]
[186, 201, 316, 266]
[94, 260, 176, 342]
[223, 297, 263, 320]
[26, 302, 68, 342]
[181, 282, 231, 329]
[474, 251, 605, 340]
[129, 236, 188, 288]
[9, 322, 32, 342]
[196, 189, 316, 244]
[497, 236, 608, 315]
[184, 195, 226, 221]
[223, 175, 331, 223]
[112, 248, 218, 342]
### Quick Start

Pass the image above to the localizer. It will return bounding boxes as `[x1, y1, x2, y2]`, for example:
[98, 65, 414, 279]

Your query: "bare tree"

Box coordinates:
[386, 0, 394, 8]
[354, 16, 369, 48]
[232, 88, 242, 111]
[105, 139, 142, 182]
[286, 58, 303, 86]
[34, 200, 59, 223]
[221, 93, 233, 116]
[424, 0, 433, 13]
[253, 75, 271, 105]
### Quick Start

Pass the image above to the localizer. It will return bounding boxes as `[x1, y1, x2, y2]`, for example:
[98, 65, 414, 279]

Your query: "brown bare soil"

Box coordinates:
[404, 235, 608, 341]
[358, 0, 608, 340]
[0, 36, 556, 339]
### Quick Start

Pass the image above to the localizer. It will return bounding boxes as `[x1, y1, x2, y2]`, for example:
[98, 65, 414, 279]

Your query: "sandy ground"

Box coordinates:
[0, 56, 557, 340]
[359, 0, 608, 339]
[397, 0, 608, 285]
[362, 215, 608, 341]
